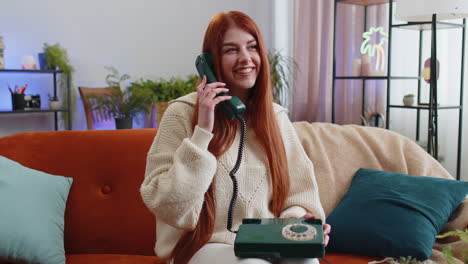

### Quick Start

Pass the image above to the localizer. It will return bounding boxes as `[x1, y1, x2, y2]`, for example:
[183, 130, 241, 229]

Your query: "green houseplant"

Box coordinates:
[93, 66, 151, 129]
[129, 74, 197, 127]
[42, 43, 75, 128]
[268, 49, 298, 107]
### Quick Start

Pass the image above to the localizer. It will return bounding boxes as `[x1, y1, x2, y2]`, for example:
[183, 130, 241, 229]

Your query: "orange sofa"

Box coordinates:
[0, 128, 376, 264]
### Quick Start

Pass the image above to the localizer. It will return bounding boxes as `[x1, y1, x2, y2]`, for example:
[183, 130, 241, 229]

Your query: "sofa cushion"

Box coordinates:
[327, 168, 468, 260]
[0, 156, 73, 264]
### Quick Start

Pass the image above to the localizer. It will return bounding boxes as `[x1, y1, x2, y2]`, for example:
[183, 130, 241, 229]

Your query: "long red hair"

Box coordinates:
[169, 11, 290, 264]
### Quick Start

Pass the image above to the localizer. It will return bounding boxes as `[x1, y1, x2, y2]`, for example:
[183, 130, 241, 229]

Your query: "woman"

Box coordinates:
[141, 11, 330, 264]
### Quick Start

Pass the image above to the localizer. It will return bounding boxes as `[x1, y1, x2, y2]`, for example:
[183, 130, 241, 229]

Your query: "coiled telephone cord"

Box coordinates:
[227, 115, 246, 233]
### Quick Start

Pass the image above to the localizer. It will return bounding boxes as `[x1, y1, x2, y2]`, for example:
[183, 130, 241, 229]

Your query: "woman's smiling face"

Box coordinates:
[220, 26, 261, 93]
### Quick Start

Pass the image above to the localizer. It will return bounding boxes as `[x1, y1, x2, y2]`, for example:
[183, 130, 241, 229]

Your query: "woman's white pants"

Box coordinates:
[188, 243, 320, 264]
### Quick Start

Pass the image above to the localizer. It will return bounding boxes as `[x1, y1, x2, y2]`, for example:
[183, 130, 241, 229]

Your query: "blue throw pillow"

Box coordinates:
[327, 168, 468, 260]
[0, 156, 73, 264]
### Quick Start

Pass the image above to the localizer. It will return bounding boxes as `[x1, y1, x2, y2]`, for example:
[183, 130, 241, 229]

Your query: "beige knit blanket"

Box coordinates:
[293, 122, 468, 264]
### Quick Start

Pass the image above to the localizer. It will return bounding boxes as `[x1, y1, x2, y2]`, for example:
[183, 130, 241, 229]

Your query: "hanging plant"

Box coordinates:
[43, 43, 75, 129]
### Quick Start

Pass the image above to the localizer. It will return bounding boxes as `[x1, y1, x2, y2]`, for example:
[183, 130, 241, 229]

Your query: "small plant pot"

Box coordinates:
[115, 117, 133, 129]
[49, 100, 60, 110]
[403, 97, 414, 106]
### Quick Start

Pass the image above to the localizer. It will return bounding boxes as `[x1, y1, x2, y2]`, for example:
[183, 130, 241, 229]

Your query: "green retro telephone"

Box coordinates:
[195, 52, 246, 120]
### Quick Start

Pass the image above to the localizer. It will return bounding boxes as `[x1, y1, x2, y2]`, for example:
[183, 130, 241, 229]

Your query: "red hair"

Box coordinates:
[169, 11, 290, 264]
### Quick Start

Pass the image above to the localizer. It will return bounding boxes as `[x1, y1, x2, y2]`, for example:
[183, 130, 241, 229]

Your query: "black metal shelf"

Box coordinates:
[335, 76, 420, 80]
[392, 21, 465, 30]
[332, 0, 465, 180]
[0, 69, 63, 73]
[335, 76, 387, 80]
[0, 69, 71, 131]
[389, 105, 462, 110]
[0, 109, 69, 114]
[337, 0, 394, 6]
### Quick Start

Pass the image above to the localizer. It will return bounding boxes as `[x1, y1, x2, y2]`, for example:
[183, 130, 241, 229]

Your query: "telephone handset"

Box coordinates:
[195, 52, 246, 120]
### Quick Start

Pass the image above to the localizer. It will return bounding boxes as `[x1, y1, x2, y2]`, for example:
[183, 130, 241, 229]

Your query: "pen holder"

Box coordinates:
[11, 93, 25, 110]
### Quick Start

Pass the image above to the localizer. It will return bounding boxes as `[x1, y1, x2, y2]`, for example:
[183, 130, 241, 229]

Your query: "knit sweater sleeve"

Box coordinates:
[276, 110, 326, 222]
[140, 102, 217, 230]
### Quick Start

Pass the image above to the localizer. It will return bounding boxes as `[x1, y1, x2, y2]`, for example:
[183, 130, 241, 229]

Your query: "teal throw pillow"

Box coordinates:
[327, 168, 468, 260]
[0, 156, 73, 264]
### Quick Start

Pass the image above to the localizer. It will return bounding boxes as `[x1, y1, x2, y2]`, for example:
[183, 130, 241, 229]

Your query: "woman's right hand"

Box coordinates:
[196, 75, 231, 133]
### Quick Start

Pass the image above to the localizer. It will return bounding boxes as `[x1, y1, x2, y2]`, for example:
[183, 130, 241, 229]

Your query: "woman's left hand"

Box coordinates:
[302, 213, 331, 247]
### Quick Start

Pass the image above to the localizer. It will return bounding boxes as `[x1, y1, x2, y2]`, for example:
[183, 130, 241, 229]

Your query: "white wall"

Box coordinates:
[0, 0, 273, 133]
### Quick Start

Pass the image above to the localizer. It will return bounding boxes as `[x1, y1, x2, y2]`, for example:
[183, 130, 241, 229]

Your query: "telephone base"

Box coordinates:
[234, 218, 325, 259]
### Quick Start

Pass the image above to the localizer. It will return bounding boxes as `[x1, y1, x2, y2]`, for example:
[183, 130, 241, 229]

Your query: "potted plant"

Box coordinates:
[268, 49, 298, 107]
[93, 66, 151, 129]
[42, 43, 75, 128]
[403, 93, 415, 106]
[48, 94, 60, 110]
[129, 74, 197, 127]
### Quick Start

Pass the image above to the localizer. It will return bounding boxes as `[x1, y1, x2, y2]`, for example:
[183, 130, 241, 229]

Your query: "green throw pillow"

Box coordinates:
[0, 156, 73, 264]
[327, 168, 468, 260]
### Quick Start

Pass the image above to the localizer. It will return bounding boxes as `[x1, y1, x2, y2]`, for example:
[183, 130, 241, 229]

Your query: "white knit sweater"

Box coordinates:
[140, 92, 325, 258]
